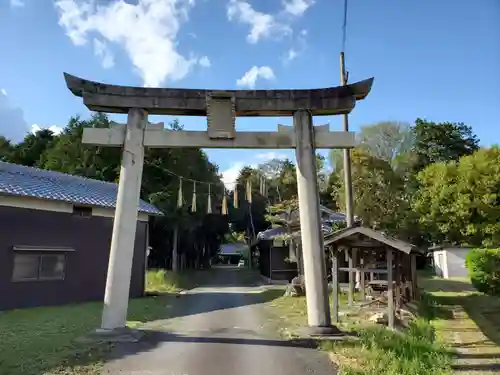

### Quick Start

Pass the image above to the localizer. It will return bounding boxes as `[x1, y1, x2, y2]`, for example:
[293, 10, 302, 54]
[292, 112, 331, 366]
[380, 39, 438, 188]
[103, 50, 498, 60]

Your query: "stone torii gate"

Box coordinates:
[63, 73, 373, 335]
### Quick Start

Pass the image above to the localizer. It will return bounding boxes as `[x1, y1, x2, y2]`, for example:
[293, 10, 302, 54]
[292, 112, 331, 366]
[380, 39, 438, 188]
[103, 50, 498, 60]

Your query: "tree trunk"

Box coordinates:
[172, 223, 179, 271]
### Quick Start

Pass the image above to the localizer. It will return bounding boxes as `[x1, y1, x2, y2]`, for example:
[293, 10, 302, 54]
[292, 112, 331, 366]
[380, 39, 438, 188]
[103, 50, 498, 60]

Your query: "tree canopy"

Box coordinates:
[2, 112, 495, 268]
[411, 118, 479, 172]
[0, 113, 228, 270]
[412, 146, 500, 247]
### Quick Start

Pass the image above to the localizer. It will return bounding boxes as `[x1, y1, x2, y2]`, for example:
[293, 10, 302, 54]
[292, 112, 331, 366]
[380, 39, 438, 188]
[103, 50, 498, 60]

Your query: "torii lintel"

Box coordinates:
[63, 73, 374, 117]
[82, 122, 357, 149]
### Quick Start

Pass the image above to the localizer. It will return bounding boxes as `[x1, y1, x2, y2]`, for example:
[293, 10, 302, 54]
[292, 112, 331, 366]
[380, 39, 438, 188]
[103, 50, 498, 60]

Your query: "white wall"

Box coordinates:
[433, 250, 446, 278]
[433, 247, 470, 279]
[446, 248, 470, 278]
[0, 194, 150, 222]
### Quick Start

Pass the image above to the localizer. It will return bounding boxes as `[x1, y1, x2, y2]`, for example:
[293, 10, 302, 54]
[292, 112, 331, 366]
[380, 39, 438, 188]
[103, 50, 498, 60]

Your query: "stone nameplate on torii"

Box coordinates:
[63, 72, 374, 336]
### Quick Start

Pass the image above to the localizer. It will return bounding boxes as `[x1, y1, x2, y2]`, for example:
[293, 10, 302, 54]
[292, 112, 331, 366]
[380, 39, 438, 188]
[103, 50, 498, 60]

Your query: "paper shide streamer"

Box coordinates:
[172, 173, 270, 216]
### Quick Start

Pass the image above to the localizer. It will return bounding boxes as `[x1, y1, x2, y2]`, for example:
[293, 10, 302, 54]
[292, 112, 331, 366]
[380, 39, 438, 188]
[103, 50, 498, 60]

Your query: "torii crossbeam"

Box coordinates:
[64, 73, 374, 336]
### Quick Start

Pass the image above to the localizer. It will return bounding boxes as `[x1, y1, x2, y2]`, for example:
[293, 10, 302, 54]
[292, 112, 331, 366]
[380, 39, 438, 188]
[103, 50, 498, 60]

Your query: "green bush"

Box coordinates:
[465, 249, 500, 296]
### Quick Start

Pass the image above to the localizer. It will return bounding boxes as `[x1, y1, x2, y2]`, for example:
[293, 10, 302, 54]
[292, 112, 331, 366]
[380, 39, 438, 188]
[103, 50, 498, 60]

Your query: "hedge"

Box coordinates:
[465, 249, 500, 296]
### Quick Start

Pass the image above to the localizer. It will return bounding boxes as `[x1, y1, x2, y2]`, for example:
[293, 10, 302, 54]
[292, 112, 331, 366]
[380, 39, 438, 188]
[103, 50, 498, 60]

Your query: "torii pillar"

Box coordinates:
[63, 73, 374, 335]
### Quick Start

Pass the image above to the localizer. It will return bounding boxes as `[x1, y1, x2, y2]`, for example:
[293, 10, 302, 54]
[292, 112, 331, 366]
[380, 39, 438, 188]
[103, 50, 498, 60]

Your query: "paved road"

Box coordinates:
[102, 268, 335, 375]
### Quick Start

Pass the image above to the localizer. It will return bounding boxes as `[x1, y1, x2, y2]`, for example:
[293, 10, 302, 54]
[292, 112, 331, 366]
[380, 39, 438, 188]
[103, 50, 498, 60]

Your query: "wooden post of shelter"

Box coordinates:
[331, 246, 339, 323]
[359, 253, 365, 300]
[410, 253, 418, 300]
[369, 249, 375, 282]
[348, 247, 356, 307]
[394, 251, 401, 313]
[386, 249, 394, 329]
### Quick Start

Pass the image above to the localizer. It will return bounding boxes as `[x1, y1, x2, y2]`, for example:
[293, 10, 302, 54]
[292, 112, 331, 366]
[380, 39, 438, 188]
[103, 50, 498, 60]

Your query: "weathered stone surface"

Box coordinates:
[82, 128, 357, 149]
[284, 275, 306, 297]
[64, 73, 374, 116]
[291, 275, 304, 286]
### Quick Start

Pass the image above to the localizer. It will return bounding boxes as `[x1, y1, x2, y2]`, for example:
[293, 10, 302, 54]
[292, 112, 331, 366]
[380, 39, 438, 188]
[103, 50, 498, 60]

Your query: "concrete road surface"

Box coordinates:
[102, 268, 336, 375]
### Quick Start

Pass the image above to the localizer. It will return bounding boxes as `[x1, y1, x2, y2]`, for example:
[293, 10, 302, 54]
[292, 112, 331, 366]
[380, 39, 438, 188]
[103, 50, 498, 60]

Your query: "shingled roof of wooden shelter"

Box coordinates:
[323, 226, 424, 254]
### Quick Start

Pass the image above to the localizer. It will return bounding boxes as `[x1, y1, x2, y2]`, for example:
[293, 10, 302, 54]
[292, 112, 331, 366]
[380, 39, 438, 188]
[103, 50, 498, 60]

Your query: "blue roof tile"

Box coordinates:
[0, 162, 163, 215]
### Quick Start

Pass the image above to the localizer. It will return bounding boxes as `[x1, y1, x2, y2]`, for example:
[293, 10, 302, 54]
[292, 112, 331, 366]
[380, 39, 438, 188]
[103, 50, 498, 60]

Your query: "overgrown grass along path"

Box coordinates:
[0, 269, 207, 375]
[419, 274, 500, 375]
[265, 289, 453, 375]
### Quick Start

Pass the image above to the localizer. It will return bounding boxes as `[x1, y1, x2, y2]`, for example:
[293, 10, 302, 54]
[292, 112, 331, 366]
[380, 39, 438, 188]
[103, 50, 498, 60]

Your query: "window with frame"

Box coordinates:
[72, 205, 93, 218]
[12, 252, 67, 282]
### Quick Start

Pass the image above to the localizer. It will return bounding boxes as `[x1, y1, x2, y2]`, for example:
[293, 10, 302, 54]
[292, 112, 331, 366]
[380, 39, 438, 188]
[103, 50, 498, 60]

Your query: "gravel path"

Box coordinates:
[102, 268, 335, 375]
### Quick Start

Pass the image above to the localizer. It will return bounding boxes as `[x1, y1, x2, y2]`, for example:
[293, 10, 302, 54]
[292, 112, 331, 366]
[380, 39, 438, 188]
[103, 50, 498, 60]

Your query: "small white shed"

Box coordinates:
[429, 244, 471, 279]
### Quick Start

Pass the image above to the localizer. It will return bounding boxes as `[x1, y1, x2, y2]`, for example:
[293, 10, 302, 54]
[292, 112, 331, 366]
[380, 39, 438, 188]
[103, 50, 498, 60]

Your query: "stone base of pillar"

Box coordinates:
[296, 325, 343, 337]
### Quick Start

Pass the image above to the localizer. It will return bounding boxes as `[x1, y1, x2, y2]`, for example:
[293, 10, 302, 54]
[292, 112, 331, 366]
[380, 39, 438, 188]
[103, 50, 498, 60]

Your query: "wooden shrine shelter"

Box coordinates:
[324, 226, 423, 329]
[256, 205, 349, 283]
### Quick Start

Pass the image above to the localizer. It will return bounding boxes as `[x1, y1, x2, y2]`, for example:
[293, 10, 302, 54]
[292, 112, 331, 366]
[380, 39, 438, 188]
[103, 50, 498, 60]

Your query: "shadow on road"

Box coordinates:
[101, 330, 324, 372]
[129, 267, 285, 325]
[130, 287, 285, 325]
[108, 330, 319, 360]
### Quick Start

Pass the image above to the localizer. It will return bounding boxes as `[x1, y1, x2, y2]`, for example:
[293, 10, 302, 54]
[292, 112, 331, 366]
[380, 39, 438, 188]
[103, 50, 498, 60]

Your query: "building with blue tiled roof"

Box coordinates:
[0, 161, 162, 215]
[0, 162, 162, 310]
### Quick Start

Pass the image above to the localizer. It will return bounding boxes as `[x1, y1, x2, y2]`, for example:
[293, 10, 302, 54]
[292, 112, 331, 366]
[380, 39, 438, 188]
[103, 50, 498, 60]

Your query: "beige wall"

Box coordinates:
[0, 194, 150, 222]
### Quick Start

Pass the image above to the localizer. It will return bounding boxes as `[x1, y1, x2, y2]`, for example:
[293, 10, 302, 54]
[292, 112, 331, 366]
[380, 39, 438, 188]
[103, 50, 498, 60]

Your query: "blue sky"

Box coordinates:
[1, 0, 499, 185]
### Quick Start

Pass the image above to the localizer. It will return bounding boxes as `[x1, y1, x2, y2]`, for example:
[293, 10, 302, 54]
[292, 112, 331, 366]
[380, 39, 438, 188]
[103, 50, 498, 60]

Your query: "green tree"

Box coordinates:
[0, 135, 13, 161]
[258, 158, 297, 203]
[337, 149, 405, 231]
[357, 121, 414, 167]
[411, 118, 479, 172]
[412, 147, 500, 247]
[37, 113, 227, 270]
[229, 166, 269, 241]
[9, 129, 57, 167]
[40, 113, 121, 181]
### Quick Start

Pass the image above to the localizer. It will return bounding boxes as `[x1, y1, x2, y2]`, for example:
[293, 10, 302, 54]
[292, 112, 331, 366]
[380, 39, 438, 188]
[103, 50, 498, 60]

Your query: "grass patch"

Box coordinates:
[265, 292, 353, 335]
[0, 295, 176, 375]
[265, 288, 453, 374]
[418, 273, 500, 374]
[145, 268, 220, 294]
[418, 274, 500, 345]
[322, 319, 452, 375]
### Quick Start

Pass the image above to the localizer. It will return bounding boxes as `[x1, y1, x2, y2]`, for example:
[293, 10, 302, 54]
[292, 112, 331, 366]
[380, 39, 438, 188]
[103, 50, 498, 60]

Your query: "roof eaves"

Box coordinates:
[324, 226, 420, 254]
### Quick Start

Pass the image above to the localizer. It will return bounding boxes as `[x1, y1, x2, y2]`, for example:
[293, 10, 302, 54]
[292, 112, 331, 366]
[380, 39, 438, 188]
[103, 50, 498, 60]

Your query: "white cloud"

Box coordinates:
[198, 56, 211, 68]
[10, 0, 25, 8]
[31, 124, 64, 136]
[0, 90, 30, 142]
[227, 0, 291, 43]
[285, 48, 298, 62]
[55, 0, 199, 87]
[283, 28, 307, 63]
[221, 162, 246, 189]
[256, 151, 287, 160]
[93, 38, 115, 69]
[227, 0, 313, 44]
[236, 66, 275, 89]
[0, 91, 64, 143]
[282, 0, 314, 16]
[221, 151, 289, 189]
